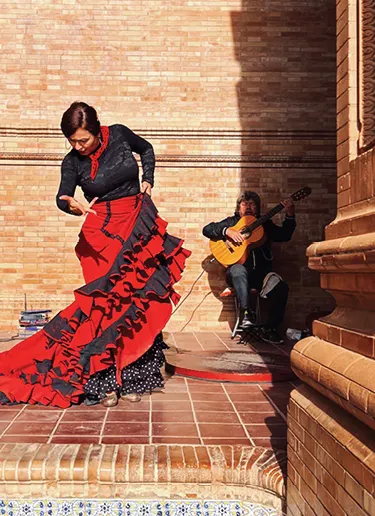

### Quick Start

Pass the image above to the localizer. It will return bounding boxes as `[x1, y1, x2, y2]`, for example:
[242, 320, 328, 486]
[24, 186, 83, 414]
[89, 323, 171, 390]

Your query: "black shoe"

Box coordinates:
[258, 327, 284, 344]
[240, 309, 256, 329]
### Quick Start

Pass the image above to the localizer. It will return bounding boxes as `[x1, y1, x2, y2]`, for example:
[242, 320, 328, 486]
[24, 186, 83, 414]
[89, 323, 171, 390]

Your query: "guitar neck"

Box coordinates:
[244, 203, 284, 233]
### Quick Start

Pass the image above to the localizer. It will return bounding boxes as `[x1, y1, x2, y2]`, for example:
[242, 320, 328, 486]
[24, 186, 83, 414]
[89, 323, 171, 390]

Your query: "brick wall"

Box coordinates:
[0, 0, 337, 331]
[288, 386, 374, 516]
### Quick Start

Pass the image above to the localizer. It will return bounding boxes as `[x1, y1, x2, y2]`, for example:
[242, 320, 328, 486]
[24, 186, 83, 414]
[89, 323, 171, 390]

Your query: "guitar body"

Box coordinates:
[209, 215, 265, 267]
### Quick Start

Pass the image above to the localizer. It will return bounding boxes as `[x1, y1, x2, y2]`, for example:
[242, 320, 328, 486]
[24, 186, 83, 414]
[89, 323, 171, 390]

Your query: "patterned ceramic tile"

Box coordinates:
[0, 499, 281, 516]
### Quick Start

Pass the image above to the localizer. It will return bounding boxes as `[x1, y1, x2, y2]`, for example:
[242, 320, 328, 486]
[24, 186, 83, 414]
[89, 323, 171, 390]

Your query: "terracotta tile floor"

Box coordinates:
[0, 331, 297, 449]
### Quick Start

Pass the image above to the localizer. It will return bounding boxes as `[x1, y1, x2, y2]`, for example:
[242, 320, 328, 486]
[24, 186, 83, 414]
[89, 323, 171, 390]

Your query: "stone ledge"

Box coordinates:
[313, 314, 375, 358]
[309, 250, 375, 272]
[0, 444, 285, 508]
[307, 233, 375, 257]
[291, 337, 375, 430]
[307, 233, 375, 272]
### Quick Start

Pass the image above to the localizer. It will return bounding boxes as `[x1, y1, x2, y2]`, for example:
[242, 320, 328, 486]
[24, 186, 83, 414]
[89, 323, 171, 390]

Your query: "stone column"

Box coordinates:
[287, 0, 375, 514]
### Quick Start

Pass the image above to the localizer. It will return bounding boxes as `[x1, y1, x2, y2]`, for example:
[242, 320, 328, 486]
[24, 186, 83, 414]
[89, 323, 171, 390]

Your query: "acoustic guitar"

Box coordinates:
[209, 186, 312, 267]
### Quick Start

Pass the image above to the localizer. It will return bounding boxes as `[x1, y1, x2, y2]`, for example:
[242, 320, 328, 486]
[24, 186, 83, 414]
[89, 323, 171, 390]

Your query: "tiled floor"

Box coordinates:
[0, 331, 296, 449]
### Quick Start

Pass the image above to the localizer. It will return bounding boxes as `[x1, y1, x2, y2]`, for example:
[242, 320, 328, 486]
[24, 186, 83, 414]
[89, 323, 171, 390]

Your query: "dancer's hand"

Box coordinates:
[59, 195, 98, 216]
[141, 181, 152, 197]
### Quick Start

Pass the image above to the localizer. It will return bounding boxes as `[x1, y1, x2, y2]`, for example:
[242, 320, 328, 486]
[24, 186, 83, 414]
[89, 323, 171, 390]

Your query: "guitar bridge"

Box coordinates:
[225, 241, 235, 253]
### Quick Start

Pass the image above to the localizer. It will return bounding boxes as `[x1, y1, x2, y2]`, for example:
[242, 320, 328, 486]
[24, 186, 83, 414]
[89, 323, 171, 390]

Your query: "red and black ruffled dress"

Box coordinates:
[0, 125, 190, 407]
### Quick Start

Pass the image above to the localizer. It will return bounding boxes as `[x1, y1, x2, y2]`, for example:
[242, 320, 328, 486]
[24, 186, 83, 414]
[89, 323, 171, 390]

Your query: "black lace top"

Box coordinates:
[56, 124, 155, 214]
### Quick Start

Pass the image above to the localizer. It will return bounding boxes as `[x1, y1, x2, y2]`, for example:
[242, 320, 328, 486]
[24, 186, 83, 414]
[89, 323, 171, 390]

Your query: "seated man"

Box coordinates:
[202, 190, 296, 344]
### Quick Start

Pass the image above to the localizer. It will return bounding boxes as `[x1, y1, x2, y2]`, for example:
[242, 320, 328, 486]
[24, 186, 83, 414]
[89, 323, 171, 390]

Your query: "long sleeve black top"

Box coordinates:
[56, 124, 155, 214]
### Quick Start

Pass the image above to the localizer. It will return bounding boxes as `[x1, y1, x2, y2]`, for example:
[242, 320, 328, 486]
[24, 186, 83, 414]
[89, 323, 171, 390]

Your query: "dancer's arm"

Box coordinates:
[118, 125, 155, 195]
[56, 156, 97, 216]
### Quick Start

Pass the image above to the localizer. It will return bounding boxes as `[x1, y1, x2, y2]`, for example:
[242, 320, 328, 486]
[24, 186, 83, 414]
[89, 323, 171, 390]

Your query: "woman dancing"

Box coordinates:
[0, 102, 190, 408]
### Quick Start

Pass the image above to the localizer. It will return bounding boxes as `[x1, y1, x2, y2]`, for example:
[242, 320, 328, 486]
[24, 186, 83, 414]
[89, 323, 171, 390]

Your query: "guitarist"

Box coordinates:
[202, 190, 296, 344]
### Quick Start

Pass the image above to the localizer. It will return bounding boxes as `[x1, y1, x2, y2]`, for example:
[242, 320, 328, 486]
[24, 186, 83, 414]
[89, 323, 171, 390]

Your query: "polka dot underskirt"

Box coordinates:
[83, 334, 168, 404]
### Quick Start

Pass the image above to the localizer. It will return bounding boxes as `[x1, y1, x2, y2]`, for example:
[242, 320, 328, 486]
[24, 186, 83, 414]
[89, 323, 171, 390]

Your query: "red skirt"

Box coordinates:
[0, 194, 190, 407]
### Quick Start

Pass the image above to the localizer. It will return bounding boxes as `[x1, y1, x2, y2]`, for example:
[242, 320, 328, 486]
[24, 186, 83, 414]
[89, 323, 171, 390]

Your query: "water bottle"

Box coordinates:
[286, 328, 309, 341]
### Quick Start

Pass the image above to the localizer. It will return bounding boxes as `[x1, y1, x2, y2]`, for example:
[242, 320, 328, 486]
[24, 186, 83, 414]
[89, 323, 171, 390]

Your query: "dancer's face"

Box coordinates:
[68, 128, 100, 156]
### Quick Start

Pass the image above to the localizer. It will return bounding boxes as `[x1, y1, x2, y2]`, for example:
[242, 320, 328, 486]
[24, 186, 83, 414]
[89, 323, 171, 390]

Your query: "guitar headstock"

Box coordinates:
[291, 186, 312, 202]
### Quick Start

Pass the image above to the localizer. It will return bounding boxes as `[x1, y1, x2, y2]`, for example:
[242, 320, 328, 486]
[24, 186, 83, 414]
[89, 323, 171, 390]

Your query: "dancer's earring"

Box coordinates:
[65, 139, 71, 150]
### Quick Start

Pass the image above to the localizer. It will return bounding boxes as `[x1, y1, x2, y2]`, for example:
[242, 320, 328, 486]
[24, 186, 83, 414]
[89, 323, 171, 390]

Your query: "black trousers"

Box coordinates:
[226, 263, 289, 329]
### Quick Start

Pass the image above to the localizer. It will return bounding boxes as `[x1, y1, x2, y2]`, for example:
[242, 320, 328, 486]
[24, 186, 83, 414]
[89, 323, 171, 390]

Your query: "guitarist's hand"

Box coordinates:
[226, 228, 244, 244]
[281, 197, 295, 216]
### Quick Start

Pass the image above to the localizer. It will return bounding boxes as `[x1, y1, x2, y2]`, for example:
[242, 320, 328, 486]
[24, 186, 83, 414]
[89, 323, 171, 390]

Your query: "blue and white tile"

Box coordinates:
[0, 499, 281, 516]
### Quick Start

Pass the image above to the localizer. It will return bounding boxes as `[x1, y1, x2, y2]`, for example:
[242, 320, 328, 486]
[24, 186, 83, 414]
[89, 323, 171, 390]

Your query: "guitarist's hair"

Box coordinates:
[235, 191, 261, 216]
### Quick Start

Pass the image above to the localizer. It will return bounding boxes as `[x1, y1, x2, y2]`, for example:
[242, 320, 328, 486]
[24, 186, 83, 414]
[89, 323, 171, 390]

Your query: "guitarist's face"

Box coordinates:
[239, 200, 258, 218]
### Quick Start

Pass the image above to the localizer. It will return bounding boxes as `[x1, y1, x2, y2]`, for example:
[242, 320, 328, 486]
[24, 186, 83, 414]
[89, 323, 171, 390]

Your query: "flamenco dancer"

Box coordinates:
[0, 102, 190, 408]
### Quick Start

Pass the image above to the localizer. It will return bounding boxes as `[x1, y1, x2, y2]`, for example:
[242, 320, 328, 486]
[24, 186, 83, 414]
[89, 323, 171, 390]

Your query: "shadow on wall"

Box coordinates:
[231, 0, 337, 328]
[201, 256, 237, 328]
